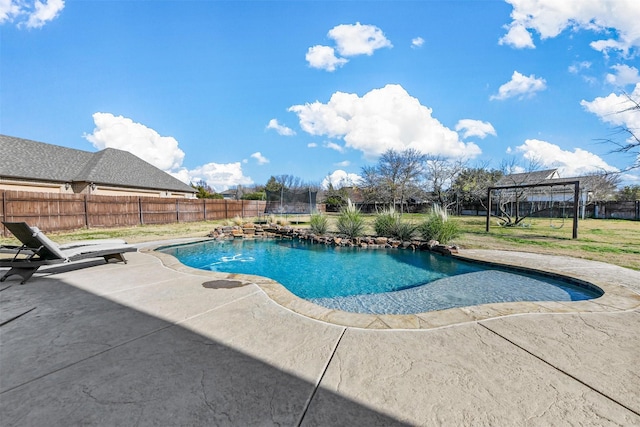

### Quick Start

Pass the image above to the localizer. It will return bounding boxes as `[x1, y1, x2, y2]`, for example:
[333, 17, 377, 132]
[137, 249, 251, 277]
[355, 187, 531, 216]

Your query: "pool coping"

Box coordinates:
[144, 239, 640, 330]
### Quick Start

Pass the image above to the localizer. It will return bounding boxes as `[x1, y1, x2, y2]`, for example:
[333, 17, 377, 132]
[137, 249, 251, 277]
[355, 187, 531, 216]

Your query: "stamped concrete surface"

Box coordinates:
[1, 247, 639, 426]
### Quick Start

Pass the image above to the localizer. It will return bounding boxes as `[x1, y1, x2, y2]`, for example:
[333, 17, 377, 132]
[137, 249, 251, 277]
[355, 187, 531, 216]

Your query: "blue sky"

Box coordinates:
[2, 0, 639, 191]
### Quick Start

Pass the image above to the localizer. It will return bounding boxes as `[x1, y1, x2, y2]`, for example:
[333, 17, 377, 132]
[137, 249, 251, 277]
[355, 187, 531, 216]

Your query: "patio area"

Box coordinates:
[1, 242, 639, 426]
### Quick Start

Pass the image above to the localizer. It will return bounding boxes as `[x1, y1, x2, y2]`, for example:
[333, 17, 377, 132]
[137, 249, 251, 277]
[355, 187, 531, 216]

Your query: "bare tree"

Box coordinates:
[598, 91, 640, 171]
[274, 174, 304, 190]
[360, 148, 426, 212]
[359, 165, 386, 204]
[423, 156, 466, 209]
[578, 172, 620, 203]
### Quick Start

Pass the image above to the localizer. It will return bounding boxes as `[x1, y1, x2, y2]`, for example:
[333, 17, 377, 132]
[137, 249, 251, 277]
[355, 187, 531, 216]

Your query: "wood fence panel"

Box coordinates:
[2, 191, 85, 232]
[0, 191, 274, 237]
[140, 198, 178, 224]
[203, 200, 227, 221]
[87, 195, 141, 227]
[177, 199, 205, 222]
[591, 201, 640, 220]
[225, 200, 244, 218]
[242, 200, 267, 218]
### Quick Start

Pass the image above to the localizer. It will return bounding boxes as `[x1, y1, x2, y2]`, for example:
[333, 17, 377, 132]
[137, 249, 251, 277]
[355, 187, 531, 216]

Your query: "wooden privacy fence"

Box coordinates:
[0, 191, 267, 235]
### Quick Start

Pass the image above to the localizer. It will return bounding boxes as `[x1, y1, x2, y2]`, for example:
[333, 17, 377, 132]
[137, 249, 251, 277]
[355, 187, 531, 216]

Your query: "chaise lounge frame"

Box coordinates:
[0, 222, 137, 284]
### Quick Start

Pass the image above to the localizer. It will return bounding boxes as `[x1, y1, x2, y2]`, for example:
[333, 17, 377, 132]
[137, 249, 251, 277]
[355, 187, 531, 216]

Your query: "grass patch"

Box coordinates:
[2, 215, 638, 270]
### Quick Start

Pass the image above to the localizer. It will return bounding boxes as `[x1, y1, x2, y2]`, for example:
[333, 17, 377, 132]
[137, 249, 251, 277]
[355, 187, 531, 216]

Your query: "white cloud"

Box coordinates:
[289, 84, 481, 159]
[84, 112, 185, 171]
[266, 118, 296, 136]
[84, 112, 252, 191]
[568, 61, 591, 74]
[305, 45, 348, 72]
[334, 160, 351, 167]
[173, 162, 253, 193]
[321, 170, 363, 189]
[605, 64, 640, 87]
[490, 71, 546, 100]
[620, 172, 640, 185]
[516, 139, 618, 177]
[0, 0, 64, 28]
[499, 23, 535, 49]
[0, 0, 22, 23]
[455, 119, 497, 139]
[328, 22, 392, 57]
[307, 142, 318, 148]
[250, 151, 269, 165]
[324, 141, 345, 153]
[411, 37, 425, 49]
[27, 0, 63, 28]
[306, 22, 391, 71]
[581, 83, 640, 129]
[500, 0, 640, 55]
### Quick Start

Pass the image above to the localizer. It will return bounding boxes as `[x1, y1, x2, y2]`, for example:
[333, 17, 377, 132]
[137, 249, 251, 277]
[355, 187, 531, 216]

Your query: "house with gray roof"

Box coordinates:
[0, 135, 196, 198]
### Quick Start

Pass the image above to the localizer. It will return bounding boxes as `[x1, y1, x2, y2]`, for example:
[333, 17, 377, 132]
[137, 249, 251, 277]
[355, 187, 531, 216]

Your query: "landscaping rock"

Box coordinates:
[206, 221, 460, 257]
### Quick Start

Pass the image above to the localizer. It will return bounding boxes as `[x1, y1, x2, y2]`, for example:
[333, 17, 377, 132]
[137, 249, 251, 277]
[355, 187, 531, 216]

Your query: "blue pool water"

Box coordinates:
[159, 239, 602, 314]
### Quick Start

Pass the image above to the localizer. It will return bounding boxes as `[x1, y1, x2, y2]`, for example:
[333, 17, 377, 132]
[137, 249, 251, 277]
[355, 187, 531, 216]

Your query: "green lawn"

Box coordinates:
[2, 215, 639, 270]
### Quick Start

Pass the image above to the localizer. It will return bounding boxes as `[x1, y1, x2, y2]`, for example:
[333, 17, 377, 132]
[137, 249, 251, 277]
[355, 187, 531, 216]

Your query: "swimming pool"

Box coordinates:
[159, 239, 602, 314]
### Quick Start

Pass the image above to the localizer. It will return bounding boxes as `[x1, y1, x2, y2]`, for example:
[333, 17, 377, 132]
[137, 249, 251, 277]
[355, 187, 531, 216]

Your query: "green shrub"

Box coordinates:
[418, 205, 460, 244]
[336, 199, 365, 239]
[241, 191, 265, 200]
[309, 212, 329, 235]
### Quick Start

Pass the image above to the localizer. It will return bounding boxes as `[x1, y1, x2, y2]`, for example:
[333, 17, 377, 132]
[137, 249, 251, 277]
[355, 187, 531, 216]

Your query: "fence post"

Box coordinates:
[1, 191, 5, 236]
[203, 199, 206, 221]
[225, 200, 228, 220]
[84, 195, 90, 228]
[176, 200, 180, 223]
[138, 197, 143, 225]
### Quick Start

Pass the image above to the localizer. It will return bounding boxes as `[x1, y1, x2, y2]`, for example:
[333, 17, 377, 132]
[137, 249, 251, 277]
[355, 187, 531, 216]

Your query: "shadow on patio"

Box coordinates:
[0, 276, 408, 426]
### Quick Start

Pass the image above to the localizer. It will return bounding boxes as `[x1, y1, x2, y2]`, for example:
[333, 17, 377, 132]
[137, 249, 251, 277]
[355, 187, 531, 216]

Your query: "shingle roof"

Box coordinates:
[0, 135, 195, 194]
[494, 169, 559, 187]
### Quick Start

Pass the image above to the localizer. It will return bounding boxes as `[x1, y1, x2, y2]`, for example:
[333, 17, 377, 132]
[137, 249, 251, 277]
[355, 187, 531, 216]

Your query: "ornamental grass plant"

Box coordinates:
[336, 199, 365, 239]
[373, 206, 400, 237]
[374, 206, 417, 241]
[309, 212, 329, 235]
[419, 204, 460, 244]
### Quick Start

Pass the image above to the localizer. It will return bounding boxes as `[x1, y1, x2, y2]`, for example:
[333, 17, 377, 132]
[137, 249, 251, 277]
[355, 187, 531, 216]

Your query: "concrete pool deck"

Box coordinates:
[1, 241, 639, 425]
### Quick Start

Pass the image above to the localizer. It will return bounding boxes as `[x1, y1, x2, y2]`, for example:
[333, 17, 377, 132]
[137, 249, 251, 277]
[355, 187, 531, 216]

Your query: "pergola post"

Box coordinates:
[572, 180, 579, 239]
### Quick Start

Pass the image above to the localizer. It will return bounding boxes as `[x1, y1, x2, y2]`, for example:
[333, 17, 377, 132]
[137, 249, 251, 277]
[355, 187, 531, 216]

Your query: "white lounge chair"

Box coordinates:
[0, 221, 137, 284]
